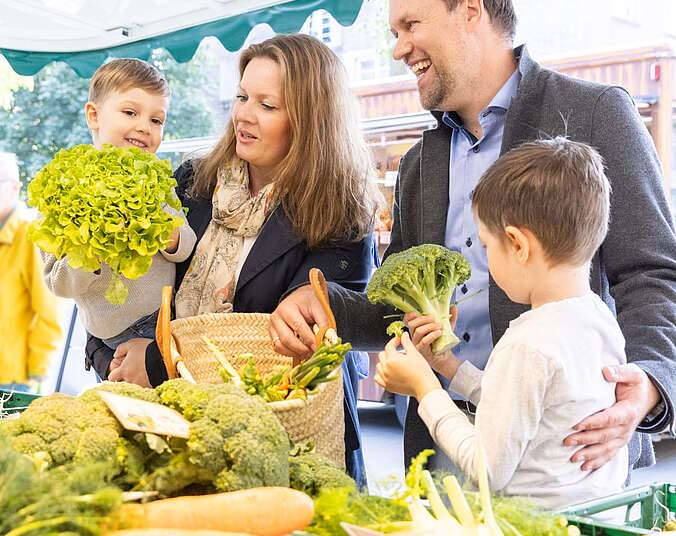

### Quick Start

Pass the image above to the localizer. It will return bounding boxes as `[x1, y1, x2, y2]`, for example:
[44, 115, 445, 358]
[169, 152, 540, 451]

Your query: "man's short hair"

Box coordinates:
[88, 58, 170, 104]
[444, 0, 517, 41]
[472, 137, 611, 266]
[0, 151, 19, 183]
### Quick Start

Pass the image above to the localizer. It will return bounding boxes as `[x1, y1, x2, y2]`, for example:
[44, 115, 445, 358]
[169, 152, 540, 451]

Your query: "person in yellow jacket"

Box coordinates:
[0, 152, 61, 392]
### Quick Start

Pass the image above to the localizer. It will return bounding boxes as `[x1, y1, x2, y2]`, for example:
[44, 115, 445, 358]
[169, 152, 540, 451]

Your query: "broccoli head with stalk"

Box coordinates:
[139, 379, 291, 495]
[367, 244, 470, 353]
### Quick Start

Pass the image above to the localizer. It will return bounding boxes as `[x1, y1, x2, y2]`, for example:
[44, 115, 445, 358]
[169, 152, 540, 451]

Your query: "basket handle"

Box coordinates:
[309, 267, 337, 346]
[157, 285, 177, 379]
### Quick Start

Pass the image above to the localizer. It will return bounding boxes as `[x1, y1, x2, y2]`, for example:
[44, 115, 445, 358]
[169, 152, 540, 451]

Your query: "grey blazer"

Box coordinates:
[328, 45, 676, 478]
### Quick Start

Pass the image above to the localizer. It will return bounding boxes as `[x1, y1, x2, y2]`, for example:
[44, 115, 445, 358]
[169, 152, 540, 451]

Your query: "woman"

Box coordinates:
[84, 34, 381, 485]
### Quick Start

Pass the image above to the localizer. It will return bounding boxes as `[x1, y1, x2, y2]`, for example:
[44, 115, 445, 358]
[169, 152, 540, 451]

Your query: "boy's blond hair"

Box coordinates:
[472, 137, 610, 266]
[88, 58, 170, 103]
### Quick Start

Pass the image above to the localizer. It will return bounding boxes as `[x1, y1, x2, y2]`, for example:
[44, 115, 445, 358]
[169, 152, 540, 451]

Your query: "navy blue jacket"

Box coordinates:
[84, 161, 375, 481]
[86, 160, 375, 383]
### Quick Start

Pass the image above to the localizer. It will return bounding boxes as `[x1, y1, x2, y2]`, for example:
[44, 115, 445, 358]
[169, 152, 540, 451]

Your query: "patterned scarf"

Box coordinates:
[175, 157, 275, 318]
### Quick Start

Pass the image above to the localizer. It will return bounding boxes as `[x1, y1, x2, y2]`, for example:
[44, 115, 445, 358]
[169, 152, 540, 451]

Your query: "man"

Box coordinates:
[270, 0, 676, 478]
[0, 152, 61, 392]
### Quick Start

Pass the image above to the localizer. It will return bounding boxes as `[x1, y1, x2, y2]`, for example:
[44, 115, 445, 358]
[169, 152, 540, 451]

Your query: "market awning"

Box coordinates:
[0, 0, 363, 77]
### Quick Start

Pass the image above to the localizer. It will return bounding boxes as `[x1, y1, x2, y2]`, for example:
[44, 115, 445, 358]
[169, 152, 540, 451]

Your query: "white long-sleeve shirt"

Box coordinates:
[418, 293, 628, 509]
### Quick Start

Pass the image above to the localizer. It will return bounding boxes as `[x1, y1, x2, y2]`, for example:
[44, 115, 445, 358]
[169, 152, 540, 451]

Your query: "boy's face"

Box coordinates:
[478, 220, 529, 304]
[85, 87, 168, 153]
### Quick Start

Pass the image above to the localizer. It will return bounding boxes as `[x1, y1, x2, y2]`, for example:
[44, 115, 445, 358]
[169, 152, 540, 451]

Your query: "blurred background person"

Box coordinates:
[0, 151, 61, 393]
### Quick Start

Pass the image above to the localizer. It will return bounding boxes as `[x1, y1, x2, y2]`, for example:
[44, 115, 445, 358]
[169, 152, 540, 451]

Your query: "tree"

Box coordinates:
[0, 47, 217, 190]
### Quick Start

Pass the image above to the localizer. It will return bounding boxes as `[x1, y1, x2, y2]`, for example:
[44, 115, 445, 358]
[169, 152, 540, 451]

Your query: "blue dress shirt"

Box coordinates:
[441, 69, 519, 394]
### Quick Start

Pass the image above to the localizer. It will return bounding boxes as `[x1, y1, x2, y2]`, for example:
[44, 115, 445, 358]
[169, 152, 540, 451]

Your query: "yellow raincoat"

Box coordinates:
[0, 210, 61, 383]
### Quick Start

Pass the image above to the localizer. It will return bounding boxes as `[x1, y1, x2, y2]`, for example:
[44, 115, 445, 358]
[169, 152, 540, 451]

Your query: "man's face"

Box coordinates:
[389, 0, 471, 111]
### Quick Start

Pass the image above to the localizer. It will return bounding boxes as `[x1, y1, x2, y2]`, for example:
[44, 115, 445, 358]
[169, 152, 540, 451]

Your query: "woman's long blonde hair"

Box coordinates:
[191, 34, 381, 248]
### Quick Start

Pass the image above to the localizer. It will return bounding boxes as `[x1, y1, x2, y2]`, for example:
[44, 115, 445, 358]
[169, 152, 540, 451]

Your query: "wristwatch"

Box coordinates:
[645, 398, 666, 423]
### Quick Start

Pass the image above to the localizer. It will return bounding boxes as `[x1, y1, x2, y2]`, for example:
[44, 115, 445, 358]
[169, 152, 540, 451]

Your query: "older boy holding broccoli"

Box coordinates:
[41, 59, 196, 367]
[375, 138, 627, 507]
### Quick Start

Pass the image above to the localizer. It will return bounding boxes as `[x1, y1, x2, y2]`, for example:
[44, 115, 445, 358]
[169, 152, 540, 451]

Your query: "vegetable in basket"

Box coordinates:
[27, 144, 185, 305]
[367, 244, 470, 354]
[209, 337, 352, 402]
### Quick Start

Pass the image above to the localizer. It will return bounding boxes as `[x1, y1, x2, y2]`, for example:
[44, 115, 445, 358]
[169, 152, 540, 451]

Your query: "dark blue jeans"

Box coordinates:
[102, 309, 159, 350]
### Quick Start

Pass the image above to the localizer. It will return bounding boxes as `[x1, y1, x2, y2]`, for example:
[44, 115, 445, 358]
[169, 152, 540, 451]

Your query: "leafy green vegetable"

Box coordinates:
[308, 486, 410, 535]
[367, 244, 471, 354]
[0, 431, 123, 536]
[288, 451, 356, 498]
[27, 144, 185, 304]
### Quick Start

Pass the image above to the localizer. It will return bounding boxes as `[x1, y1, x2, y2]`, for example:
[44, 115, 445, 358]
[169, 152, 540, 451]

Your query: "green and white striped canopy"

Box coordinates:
[0, 0, 363, 77]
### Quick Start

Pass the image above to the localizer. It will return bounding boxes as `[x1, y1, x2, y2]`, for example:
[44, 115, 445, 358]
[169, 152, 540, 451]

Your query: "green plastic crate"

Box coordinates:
[563, 482, 676, 535]
[0, 388, 41, 419]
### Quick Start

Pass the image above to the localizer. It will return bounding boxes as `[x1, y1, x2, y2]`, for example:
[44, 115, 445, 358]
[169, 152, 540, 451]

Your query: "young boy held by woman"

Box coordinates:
[375, 137, 627, 508]
[42, 59, 196, 355]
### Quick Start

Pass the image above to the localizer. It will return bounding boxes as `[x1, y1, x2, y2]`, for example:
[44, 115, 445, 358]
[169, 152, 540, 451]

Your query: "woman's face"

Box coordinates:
[232, 57, 291, 180]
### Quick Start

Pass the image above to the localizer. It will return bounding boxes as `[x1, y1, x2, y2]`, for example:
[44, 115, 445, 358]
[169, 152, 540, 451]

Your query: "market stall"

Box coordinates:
[1, 1, 675, 534]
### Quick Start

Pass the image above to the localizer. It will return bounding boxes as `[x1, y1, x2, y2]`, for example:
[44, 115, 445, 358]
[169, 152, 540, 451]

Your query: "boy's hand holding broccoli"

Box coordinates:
[375, 333, 447, 402]
[404, 304, 459, 374]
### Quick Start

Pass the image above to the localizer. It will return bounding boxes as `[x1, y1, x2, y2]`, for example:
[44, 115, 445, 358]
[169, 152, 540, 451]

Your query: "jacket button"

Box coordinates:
[338, 259, 349, 271]
[473, 146, 480, 153]
[465, 237, 472, 247]
[461, 284, 468, 294]
[463, 332, 471, 342]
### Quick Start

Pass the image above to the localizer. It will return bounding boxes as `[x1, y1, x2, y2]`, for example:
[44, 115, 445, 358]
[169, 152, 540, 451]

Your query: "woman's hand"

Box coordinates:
[375, 332, 442, 401]
[108, 338, 153, 387]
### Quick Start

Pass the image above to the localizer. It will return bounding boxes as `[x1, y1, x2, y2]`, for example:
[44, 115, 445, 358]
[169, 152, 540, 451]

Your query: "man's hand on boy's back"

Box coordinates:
[564, 363, 661, 471]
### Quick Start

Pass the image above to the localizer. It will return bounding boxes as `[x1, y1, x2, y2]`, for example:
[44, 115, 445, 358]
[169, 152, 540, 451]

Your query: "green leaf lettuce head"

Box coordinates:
[27, 144, 184, 305]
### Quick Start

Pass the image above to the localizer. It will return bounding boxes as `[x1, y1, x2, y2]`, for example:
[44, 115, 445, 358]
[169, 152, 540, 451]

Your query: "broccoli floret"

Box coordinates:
[289, 452, 356, 497]
[192, 391, 290, 491]
[2, 393, 122, 469]
[386, 320, 405, 339]
[367, 244, 470, 353]
[116, 437, 146, 484]
[156, 378, 247, 421]
[74, 426, 120, 464]
[142, 383, 290, 495]
[86, 381, 160, 404]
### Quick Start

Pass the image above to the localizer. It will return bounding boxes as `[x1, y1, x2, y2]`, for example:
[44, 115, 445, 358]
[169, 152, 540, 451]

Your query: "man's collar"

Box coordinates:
[432, 43, 533, 127]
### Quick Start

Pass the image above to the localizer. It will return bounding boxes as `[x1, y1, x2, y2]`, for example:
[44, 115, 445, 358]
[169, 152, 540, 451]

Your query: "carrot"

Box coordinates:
[120, 487, 314, 536]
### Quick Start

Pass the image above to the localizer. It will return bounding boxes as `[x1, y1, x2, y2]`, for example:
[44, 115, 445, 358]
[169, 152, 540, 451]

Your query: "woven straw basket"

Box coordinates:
[170, 312, 345, 468]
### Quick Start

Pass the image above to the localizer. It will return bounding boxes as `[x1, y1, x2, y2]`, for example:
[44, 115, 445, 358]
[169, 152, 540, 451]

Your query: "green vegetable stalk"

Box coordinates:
[27, 144, 185, 305]
[367, 244, 471, 354]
